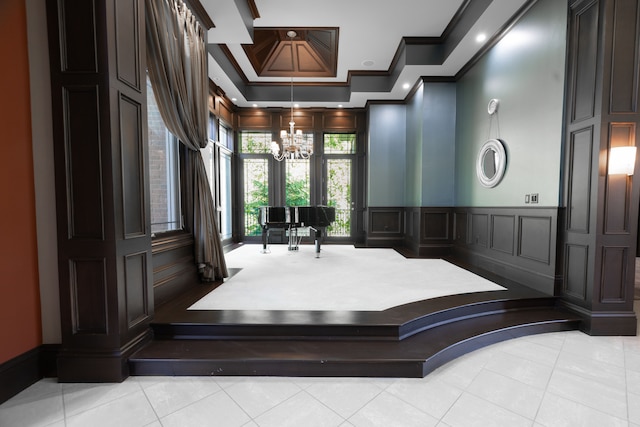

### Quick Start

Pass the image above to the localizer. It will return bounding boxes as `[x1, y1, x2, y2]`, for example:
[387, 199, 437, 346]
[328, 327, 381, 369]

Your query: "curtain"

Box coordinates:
[146, 0, 228, 280]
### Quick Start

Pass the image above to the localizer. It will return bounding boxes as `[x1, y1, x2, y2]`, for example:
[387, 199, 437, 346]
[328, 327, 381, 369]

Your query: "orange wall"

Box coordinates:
[0, 0, 43, 363]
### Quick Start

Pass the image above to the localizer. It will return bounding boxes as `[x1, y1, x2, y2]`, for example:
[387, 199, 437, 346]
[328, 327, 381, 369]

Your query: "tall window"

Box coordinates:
[218, 123, 233, 241]
[285, 159, 310, 206]
[240, 132, 271, 236]
[202, 117, 234, 242]
[324, 133, 356, 237]
[147, 77, 181, 234]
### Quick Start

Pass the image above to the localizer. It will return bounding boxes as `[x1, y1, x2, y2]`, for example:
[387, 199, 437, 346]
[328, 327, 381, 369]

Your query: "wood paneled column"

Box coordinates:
[46, 0, 153, 381]
[560, 0, 639, 335]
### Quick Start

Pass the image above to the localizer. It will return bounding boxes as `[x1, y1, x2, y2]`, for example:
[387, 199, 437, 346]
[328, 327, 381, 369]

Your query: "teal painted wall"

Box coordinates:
[367, 104, 406, 206]
[405, 82, 456, 207]
[422, 83, 456, 206]
[406, 85, 423, 207]
[455, 0, 567, 207]
[367, 0, 567, 209]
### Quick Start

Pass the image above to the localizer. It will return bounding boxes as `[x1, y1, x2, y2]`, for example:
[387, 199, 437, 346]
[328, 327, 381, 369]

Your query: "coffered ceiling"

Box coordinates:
[199, 0, 533, 108]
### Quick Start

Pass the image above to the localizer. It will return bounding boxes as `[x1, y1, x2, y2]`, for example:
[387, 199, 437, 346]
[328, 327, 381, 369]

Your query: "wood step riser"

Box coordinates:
[151, 298, 558, 341]
[131, 319, 580, 378]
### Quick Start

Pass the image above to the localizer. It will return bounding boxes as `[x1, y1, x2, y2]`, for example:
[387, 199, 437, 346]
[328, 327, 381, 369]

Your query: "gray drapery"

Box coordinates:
[145, 0, 228, 280]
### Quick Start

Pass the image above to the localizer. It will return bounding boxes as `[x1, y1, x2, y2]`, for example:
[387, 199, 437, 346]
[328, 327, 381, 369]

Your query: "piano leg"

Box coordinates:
[311, 226, 321, 258]
[260, 226, 270, 254]
[288, 225, 299, 251]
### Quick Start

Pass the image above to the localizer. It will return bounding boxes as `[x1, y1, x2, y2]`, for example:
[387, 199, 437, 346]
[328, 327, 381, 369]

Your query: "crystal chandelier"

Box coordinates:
[270, 31, 313, 161]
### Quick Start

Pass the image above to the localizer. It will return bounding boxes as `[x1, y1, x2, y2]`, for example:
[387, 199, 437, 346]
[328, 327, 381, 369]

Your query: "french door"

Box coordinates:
[239, 131, 359, 242]
[323, 133, 356, 240]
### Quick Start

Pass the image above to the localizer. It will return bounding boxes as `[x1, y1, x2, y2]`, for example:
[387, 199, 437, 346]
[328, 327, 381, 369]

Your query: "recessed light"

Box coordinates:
[294, 103, 299, 108]
[402, 83, 410, 90]
[362, 60, 375, 67]
[476, 33, 487, 43]
[252, 103, 258, 107]
[338, 104, 343, 108]
[232, 98, 237, 102]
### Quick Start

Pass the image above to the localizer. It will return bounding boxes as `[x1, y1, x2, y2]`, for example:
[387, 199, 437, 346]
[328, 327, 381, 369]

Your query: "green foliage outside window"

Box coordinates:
[241, 132, 271, 153]
[243, 158, 269, 236]
[285, 159, 310, 206]
[324, 133, 356, 154]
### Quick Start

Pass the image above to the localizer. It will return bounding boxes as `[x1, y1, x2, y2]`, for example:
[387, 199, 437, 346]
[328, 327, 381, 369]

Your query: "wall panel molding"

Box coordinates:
[58, 0, 98, 73]
[125, 251, 150, 328]
[599, 246, 627, 303]
[518, 215, 552, 264]
[63, 85, 105, 240]
[559, 0, 638, 335]
[114, 0, 141, 91]
[69, 258, 108, 334]
[490, 215, 515, 255]
[567, 126, 594, 233]
[119, 93, 146, 238]
[151, 231, 200, 307]
[47, 0, 153, 382]
[608, 0, 639, 114]
[453, 207, 559, 295]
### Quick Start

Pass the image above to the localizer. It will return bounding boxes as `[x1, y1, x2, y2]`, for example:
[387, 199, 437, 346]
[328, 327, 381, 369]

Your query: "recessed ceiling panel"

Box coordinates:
[243, 28, 338, 77]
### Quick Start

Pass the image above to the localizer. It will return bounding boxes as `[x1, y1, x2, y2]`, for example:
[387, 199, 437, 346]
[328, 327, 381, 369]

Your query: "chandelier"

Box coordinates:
[270, 31, 313, 161]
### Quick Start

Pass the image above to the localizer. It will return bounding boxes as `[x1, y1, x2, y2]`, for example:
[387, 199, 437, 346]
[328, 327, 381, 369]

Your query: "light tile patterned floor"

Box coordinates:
[2, 302, 639, 427]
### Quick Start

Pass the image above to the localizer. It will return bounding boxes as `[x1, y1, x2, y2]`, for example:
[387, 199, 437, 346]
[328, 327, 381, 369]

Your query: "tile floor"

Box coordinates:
[1, 302, 639, 427]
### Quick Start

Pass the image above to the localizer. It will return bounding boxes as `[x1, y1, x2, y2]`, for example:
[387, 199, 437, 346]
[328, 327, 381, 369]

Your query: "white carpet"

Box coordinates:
[189, 244, 505, 312]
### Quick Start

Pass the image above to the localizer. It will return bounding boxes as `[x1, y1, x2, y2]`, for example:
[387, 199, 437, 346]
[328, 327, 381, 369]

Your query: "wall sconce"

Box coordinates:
[608, 146, 637, 175]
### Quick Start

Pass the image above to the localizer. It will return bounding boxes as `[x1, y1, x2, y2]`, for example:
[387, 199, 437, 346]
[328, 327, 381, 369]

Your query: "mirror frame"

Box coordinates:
[476, 138, 507, 188]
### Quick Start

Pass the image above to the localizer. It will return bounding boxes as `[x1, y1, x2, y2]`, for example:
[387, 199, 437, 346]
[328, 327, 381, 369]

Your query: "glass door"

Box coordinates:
[323, 133, 356, 239]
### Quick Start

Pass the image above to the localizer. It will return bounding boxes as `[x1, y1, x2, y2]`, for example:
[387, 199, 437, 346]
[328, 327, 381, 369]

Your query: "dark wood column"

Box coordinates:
[559, 0, 639, 335]
[46, 0, 153, 381]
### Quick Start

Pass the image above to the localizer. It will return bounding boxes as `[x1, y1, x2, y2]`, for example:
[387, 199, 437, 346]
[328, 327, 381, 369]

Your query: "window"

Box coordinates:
[285, 159, 310, 206]
[324, 133, 356, 237]
[240, 132, 272, 236]
[147, 77, 181, 234]
[240, 131, 272, 153]
[202, 117, 234, 242]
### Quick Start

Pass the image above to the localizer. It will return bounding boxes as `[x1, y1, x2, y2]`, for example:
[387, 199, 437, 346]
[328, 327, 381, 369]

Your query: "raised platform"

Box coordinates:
[129, 259, 581, 378]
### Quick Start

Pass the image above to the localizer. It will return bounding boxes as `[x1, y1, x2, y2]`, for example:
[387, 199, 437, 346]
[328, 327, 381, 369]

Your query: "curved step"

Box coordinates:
[130, 307, 580, 378]
[150, 284, 559, 341]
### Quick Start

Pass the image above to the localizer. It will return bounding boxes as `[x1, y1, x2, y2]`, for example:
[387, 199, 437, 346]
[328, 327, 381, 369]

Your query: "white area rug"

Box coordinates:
[189, 244, 505, 312]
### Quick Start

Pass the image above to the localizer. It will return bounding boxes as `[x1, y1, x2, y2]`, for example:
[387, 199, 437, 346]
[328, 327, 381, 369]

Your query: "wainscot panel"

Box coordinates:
[366, 207, 404, 247]
[452, 207, 560, 295]
[152, 231, 201, 307]
[368, 207, 453, 257]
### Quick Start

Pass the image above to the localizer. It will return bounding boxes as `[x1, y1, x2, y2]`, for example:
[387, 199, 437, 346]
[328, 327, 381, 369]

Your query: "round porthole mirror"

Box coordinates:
[476, 138, 507, 188]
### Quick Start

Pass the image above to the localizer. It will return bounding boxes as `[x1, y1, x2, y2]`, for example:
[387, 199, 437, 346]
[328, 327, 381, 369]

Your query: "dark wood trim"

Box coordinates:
[182, 0, 214, 30]
[210, 0, 534, 106]
[151, 231, 200, 308]
[246, 0, 260, 20]
[0, 348, 40, 404]
[452, 206, 560, 295]
[365, 207, 405, 247]
[559, 300, 638, 336]
[47, 0, 154, 382]
[557, 0, 639, 336]
[0, 345, 60, 405]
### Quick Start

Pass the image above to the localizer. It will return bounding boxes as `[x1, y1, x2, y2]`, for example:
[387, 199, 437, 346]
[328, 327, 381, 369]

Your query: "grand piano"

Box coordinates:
[258, 206, 336, 257]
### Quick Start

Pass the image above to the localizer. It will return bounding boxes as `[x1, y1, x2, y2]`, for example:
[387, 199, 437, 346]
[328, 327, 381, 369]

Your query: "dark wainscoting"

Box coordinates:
[365, 207, 405, 248]
[452, 206, 560, 296]
[366, 207, 454, 257]
[366, 206, 559, 296]
[405, 207, 454, 257]
[152, 231, 201, 308]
